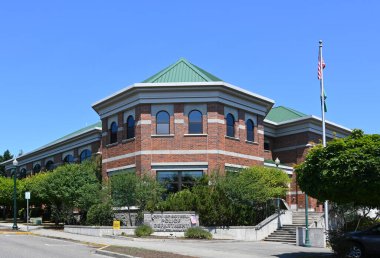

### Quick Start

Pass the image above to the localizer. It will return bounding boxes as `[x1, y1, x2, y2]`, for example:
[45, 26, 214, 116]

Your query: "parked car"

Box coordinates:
[336, 224, 380, 258]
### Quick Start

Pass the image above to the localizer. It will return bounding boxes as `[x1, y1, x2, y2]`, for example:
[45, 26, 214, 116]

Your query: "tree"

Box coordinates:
[0, 150, 13, 176]
[110, 173, 164, 225]
[295, 129, 380, 207]
[42, 161, 101, 224]
[159, 166, 290, 226]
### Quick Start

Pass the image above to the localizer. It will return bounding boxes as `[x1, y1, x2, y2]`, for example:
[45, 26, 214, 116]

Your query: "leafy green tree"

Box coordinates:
[110, 173, 164, 225]
[295, 129, 380, 207]
[0, 150, 13, 176]
[159, 167, 290, 226]
[42, 161, 101, 224]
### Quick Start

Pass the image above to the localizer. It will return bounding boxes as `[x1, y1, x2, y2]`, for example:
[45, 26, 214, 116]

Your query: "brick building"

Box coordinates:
[2, 58, 351, 210]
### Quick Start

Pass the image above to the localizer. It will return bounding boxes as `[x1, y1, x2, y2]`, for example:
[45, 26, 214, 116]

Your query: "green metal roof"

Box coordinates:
[265, 106, 307, 123]
[142, 58, 223, 83]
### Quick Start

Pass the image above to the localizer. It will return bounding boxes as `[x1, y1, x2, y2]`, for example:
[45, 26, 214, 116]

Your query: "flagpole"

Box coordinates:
[319, 40, 329, 231]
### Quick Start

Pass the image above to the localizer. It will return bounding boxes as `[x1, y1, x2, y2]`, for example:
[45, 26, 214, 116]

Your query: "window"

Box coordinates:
[246, 119, 254, 142]
[19, 168, 27, 179]
[188, 110, 203, 134]
[80, 149, 92, 162]
[63, 154, 74, 164]
[226, 113, 235, 137]
[264, 137, 270, 151]
[45, 160, 54, 171]
[33, 164, 41, 174]
[110, 122, 118, 144]
[157, 171, 203, 194]
[126, 115, 135, 139]
[156, 111, 170, 134]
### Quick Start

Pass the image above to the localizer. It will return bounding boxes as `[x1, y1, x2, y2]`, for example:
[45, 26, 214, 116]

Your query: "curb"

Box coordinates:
[0, 231, 33, 235]
[95, 246, 140, 258]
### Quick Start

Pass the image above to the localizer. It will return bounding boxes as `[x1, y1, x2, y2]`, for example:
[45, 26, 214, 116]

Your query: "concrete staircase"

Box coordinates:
[264, 211, 323, 244]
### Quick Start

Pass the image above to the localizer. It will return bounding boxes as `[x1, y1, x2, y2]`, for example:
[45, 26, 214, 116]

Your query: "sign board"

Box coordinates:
[144, 212, 199, 232]
[25, 191, 31, 200]
[113, 220, 120, 230]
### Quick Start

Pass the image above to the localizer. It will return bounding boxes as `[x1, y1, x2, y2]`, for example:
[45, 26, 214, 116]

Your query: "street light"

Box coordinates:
[275, 158, 281, 229]
[12, 159, 18, 230]
[304, 193, 311, 247]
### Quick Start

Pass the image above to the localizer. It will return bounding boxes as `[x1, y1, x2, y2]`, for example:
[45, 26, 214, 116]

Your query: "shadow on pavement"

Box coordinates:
[274, 252, 335, 258]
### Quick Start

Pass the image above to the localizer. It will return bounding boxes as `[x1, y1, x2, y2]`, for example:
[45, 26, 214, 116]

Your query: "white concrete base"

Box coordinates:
[296, 227, 326, 248]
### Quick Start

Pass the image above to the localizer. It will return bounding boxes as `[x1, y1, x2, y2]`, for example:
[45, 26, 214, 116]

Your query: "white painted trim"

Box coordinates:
[137, 120, 151, 125]
[208, 118, 224, 124]
[62, 150, 74, 160]
[286, 191, 304, 195]
[184, 104, 207, 116]
[225, 163, 249, 169]
[102, 150, 264, 163]
[238, 125, 245, 130]
[107, 164, 136, 172]
[123, 109, 135, 123]
[174, 119, 184, 124]
[245, 113, 258, 125]
[107, 115, 118, 128]
[44, 157, 54, 164]
[151, 104, 174, 116]
[272, 144, 309, 152]
[78, 145, 92, 156]
[152, 162, 208, 166]
[224, 106, 238, 120]
[257, 129, 264, 135]
[92, 82, 274, 109]
[264, 162, 293, 175]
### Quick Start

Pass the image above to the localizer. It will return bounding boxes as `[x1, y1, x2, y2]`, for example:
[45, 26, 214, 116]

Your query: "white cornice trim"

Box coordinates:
[264, 162, 293, 174]
[107, 164, 136, 172]
[102, 150, 264, 164]
[225, 163, 249, 169]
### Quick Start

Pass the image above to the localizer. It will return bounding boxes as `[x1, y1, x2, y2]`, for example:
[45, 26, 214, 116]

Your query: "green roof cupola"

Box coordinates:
[142, 58, 223, 83]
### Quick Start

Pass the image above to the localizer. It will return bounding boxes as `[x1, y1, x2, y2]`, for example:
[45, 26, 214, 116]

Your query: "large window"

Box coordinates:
[45, 160, 54, 171]
[63, 154, 74, 164]
[226, 113, 235, 137]
[80, 149, 92, 162]
[33, 164, 41, 174]
[126, 115, 135, 139]
[157, 171, 203, 193]
[110, 122, 118, 144]
[156, 111, 170, 135]
[246, 119, 254, 142]
[188, 110, 203, 134]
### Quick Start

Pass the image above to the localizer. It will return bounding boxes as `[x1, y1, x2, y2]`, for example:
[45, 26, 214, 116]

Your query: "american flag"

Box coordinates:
[318, 55, 326, 80]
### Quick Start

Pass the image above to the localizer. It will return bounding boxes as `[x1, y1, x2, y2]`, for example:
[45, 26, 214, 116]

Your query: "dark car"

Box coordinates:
[337, 224, 380, 258]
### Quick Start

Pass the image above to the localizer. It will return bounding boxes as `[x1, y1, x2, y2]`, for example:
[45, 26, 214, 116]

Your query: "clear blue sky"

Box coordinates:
[1, 1, 379, 156]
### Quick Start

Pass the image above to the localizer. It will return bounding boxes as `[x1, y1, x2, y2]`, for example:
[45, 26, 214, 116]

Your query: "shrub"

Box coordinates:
[135, 224, 154, 237]
[86, 202, 114, 226]
[185, 227, 212, 240]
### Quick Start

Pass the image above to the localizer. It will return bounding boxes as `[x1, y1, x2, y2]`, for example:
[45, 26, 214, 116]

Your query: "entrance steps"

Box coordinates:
[263, 211, 323, 244]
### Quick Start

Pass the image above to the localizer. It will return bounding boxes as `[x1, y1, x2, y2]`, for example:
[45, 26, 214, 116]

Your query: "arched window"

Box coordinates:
[188, 110, 203, 134]
[246, 119, 254, 142]
[80, 149, 92, 162]
[156, 111, 170, 135]
[110, 122, 118, 144]
[126, 115, 135, 139]
[226, 113, 235, 137]
[63, 154, 74, 164]
[19, 168, 27, 179]
[45, 160, 54, 171]
[33, 164, 41, 174]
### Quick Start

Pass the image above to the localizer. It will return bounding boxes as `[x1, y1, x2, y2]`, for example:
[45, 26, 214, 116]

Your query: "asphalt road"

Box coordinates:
[0, 234, 103, 258]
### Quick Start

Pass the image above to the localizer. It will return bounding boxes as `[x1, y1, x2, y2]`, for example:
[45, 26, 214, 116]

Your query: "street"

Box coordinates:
[0, 234, 102, 258]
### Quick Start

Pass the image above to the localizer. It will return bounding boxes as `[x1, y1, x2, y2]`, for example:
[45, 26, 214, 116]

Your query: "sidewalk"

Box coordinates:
[0, 222, 333, 258]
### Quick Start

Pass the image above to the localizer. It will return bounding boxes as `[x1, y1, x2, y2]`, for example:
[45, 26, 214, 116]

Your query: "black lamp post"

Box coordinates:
[12, 159, 18, 230]
[275, 157, 281, 229]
